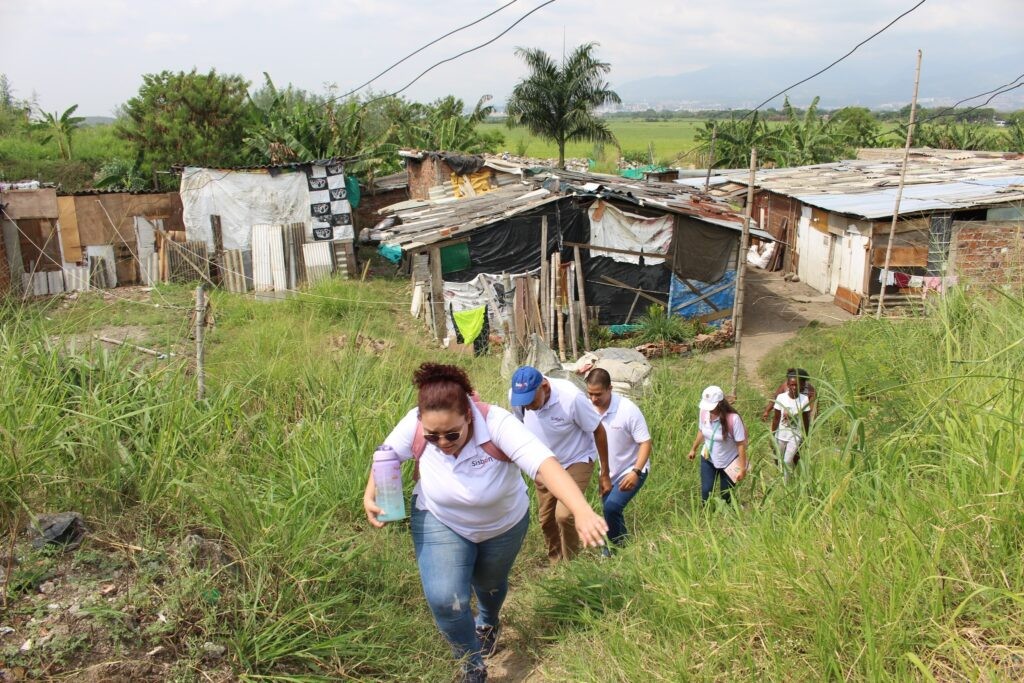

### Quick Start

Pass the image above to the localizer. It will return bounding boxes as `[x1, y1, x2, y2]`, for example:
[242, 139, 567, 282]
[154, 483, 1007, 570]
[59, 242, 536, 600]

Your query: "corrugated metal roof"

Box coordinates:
[376, 167, 772, 250]
[794, 176, 1024, 219]
[684, 148, 1024, 219]
[378, 184, 565, 250]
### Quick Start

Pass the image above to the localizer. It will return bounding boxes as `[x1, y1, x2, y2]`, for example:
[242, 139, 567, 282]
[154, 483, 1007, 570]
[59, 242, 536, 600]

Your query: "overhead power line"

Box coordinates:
[351, 0, 557, 112]
[743, 0, 930, 118]
[332, 0, 521, 103]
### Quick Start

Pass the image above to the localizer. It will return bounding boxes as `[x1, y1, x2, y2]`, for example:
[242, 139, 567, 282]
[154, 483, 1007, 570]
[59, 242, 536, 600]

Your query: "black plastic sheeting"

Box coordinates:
[440, 197, 736, 324]
[583, 256, 672, 325]
[445, 199, 586, 282]
[671, 216, 737, 283]
[439, 153, 485, 175]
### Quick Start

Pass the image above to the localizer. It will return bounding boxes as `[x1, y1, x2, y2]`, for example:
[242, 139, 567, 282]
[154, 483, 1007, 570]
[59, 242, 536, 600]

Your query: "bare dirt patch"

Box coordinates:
[701, 268, 854, 386]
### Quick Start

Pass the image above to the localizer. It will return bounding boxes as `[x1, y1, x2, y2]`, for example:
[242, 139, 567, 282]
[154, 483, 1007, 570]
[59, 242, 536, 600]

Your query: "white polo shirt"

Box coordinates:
[595, 393, 652, 484]
[513, 377, 601, 468]
[384, 401, 553, 542]
[698, 410, 747, 469]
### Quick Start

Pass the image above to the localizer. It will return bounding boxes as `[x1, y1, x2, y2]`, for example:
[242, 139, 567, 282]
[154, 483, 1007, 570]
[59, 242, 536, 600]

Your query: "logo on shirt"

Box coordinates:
[471, 456, 494, 468]
[550, 416, 568, 424]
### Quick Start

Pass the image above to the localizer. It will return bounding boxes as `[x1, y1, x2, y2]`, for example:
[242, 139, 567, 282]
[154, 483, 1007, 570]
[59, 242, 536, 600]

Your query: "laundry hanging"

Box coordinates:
[305, 161, 354, 241]
[452, 305, 487, 346]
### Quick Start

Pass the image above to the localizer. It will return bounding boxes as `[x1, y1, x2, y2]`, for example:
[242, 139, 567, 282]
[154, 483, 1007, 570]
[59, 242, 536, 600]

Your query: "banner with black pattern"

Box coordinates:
[306, 162, 354, 241]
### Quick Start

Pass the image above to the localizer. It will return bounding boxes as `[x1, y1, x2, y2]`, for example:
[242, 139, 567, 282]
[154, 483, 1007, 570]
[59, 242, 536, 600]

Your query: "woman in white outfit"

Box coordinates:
[771, 370, 812, 481]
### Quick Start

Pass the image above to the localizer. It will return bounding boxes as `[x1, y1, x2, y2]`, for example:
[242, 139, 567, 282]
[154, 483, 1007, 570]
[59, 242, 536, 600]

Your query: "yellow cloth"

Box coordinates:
[451, 169, 494, 198]
[452, 306, 486, 345]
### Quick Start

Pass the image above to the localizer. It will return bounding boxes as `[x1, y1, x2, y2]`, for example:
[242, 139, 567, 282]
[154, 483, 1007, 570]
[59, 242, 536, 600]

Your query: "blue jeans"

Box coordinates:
[411, 498, 530, 671]
[700, 457, 735, 503]
[601, 470, 647, 545]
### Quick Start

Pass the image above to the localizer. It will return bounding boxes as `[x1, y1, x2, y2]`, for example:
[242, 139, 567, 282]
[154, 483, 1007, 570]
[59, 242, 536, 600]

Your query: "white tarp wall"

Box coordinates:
[180, 167, 309, 251]
[587, 200, 673, 265]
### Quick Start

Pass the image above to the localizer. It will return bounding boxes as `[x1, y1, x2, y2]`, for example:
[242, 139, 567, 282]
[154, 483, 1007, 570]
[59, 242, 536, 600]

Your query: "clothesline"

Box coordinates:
[877, 268, 958, 293]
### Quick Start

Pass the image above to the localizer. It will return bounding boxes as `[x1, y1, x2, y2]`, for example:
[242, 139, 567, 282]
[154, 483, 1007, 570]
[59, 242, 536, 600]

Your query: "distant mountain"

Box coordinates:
[81, 116, 116, 126]
[611, 54, 1024, 111]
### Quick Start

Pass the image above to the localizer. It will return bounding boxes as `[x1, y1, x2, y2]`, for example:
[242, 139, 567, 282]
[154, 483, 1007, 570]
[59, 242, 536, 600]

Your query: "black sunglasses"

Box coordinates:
[423, 424, 466, 444]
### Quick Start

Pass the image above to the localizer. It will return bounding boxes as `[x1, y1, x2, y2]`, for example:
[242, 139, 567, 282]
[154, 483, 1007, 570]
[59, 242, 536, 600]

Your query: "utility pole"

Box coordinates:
[877, 49, 923, 319]
[731, 147, 757, 398]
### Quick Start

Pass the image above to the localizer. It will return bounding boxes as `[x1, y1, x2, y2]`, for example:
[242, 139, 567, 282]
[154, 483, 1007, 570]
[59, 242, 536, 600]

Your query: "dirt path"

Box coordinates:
[701, 267, 854, 387]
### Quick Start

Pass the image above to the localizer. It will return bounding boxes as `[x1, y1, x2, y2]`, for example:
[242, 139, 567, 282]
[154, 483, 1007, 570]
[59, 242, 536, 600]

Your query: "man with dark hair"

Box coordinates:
[584, 368, 652, 546]
[510, 366, 610, 562]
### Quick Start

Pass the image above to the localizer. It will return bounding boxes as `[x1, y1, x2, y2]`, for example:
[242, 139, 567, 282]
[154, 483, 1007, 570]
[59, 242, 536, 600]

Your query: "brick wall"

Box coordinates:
[952, 221, 1024, 285]
[355, 187, 408, 233]
[407, 156, 454, 200]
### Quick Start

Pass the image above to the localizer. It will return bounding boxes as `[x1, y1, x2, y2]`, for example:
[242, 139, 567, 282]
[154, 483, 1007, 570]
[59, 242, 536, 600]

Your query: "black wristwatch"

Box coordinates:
[631, 467, 643, 477]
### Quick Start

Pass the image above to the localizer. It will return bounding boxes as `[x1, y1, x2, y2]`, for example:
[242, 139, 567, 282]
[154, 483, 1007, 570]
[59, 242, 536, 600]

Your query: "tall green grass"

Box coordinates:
[3, 282, 1022, 680]
[520, 288, 1024, 681]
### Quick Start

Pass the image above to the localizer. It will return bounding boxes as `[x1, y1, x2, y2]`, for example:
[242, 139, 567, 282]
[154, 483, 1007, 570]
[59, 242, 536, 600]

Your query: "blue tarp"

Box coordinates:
[668, 270, 736, 326]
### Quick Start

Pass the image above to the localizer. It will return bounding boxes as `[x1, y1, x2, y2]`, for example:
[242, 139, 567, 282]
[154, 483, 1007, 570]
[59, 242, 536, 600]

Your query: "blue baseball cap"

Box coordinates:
[510, 366, 544, 407]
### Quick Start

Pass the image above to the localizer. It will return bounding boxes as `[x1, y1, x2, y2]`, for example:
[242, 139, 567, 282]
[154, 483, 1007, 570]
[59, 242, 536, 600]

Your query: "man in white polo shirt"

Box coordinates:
[510, 366, 610, 562]
[585, 368, 652, 547]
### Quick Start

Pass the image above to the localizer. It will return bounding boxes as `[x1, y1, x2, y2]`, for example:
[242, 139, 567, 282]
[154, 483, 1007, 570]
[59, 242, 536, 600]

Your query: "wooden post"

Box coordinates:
[731, 147, 757, 398]
[195, 284, 207, 401]
[554, 253, 566, 361]
[210, 215, 224, 285]
[703, 124, 717, 193]
[429, 246, 445, 342]
[877, 49, 923, 319]
[573, 246, 591, 351]
[539, 216, 549, 341]
[502, 272, 518, 359]
[567, 262, 578, 358]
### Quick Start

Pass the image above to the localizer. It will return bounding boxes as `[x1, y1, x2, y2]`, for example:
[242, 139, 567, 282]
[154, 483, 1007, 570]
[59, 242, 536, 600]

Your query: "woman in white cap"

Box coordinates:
[687, 385, 748, 502]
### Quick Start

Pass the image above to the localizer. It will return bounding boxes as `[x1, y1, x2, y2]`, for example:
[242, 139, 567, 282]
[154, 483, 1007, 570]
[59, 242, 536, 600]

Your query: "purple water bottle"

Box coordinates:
[372, 445, 407, 522]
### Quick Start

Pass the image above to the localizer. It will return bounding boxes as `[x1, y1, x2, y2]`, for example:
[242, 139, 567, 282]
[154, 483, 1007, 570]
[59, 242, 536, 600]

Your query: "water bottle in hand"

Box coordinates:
[372, 445, 407, 522]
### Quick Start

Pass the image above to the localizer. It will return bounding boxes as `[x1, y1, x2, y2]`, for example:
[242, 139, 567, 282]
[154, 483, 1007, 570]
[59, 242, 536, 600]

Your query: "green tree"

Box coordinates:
[93, 151, 149, 191]
[913, 121, 999, 150]
[1002, 120, 1024, 153]
[505, 42, 621, 168]
[401, 95, 502, 154]
[118, 69, 255, 172]
[695, 112, 775, 168]
[30, 104, 85, 160]
[831, 106, 882, 149]
[774, 96, 849, 166]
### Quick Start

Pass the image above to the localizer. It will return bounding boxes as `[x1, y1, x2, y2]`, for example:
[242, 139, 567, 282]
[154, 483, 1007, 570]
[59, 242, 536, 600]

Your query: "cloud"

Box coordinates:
[141, 32, 191, 51]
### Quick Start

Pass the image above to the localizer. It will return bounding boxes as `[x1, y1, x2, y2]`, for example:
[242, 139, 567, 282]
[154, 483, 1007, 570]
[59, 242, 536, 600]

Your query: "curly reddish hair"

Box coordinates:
[413, 363, 473, 416]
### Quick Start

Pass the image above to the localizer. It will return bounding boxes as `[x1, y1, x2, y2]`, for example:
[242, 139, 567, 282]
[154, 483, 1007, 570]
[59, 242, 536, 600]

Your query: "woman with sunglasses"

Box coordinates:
[363, 363, 608, 683]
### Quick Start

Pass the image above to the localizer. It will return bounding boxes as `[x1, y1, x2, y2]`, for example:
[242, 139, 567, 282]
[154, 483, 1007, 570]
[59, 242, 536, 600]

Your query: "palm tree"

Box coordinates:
[505, 42, 621, 168]
[31, 104, 85, 160]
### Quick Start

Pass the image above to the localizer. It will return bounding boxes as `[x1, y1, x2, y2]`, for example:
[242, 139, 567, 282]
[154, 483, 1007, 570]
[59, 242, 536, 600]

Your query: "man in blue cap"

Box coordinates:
[510, 366, 610, 562]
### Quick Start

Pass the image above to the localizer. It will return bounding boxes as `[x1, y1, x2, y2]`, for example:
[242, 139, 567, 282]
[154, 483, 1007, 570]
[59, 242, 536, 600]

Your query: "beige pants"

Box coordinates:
[535, 460, 594, 562]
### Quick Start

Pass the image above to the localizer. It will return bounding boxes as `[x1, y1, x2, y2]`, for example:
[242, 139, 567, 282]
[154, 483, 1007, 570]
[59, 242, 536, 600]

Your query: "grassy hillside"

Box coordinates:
[1, 279, 1022, 680]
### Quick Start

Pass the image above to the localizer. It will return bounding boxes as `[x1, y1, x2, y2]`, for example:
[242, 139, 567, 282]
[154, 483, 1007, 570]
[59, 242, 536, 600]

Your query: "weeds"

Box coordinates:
[2, 280, 1022, 680]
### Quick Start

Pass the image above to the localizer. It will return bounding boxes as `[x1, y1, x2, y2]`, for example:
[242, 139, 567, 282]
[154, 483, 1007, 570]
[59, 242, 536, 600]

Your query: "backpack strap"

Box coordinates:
[412, 394, 511, 480]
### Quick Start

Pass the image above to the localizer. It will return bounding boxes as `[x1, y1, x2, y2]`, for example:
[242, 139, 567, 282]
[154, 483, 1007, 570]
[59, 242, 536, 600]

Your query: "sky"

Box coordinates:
[2, 0, 1023, 116]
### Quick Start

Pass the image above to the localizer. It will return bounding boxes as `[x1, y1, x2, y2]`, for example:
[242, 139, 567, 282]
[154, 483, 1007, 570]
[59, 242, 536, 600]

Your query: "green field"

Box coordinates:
[479, 117, 708, 166]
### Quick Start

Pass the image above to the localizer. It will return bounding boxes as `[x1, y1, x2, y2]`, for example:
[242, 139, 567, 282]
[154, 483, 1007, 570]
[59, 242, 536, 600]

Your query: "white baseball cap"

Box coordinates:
[699, 385, 725, 411]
